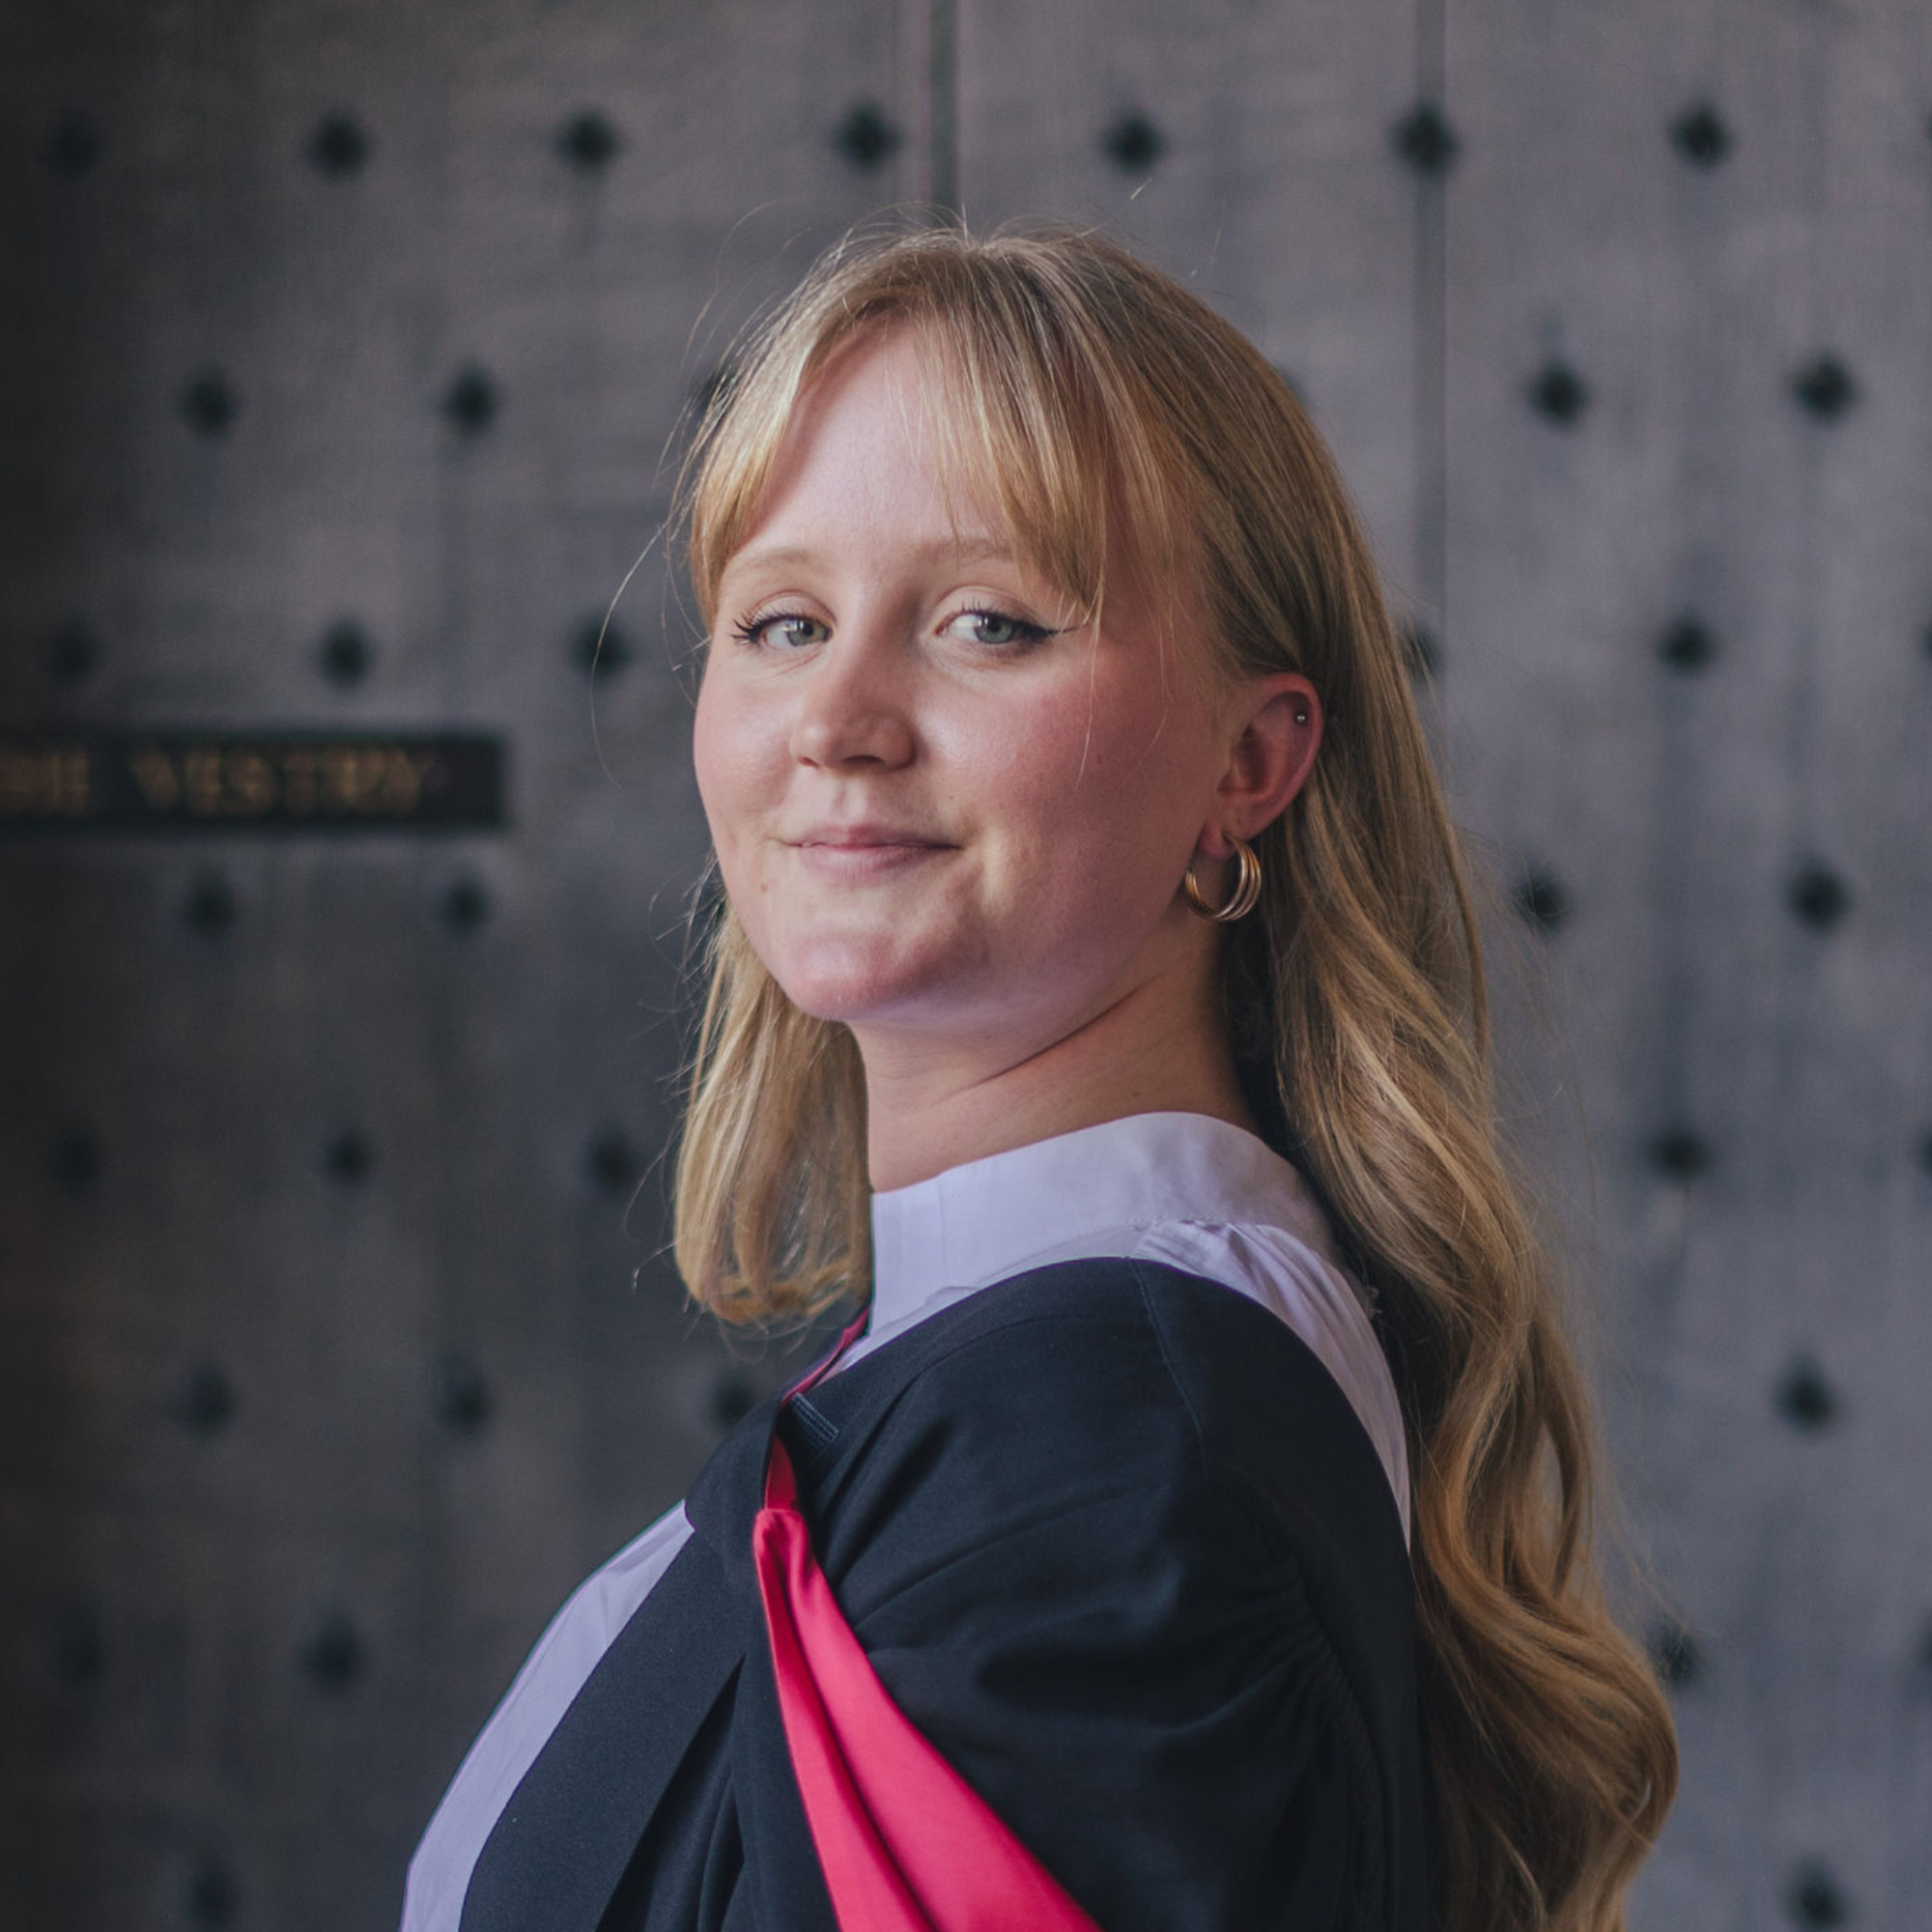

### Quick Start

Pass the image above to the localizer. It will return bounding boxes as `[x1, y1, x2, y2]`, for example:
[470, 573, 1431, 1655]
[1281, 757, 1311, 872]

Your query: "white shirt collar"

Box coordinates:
[868, 1110, 1352, 1328]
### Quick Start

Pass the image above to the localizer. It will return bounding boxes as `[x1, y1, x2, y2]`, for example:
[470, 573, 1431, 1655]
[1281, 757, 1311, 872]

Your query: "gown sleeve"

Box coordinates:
[791, 1272, 1431, 1932]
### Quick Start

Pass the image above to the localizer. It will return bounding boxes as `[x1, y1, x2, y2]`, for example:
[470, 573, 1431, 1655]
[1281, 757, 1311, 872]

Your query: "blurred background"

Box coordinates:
[3, 2, 1930, 1926]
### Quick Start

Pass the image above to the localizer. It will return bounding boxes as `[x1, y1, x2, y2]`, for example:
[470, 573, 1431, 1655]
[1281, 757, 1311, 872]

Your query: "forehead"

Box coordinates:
[745, 331, 1002, 544]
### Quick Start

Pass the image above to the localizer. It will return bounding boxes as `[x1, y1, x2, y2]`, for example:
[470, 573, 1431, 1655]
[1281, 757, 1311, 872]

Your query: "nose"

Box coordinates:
[787, 624, 916, 772]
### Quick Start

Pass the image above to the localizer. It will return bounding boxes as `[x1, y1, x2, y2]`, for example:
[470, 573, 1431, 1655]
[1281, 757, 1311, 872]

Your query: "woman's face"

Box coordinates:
[693, 328, 1236, 1063]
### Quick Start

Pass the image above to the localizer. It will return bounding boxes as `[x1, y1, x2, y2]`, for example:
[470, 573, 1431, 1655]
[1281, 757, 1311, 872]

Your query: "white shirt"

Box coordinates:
[400, 1110, 1410, 1931]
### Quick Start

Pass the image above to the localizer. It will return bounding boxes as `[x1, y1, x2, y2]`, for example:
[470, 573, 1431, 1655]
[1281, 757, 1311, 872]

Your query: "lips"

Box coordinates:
[787, 823, 950, 850]
[784, 825, 953, 878]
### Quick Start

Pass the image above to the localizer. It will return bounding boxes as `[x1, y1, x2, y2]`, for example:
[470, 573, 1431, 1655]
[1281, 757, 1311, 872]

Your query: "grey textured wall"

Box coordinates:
[3, 3, 1929, 1928]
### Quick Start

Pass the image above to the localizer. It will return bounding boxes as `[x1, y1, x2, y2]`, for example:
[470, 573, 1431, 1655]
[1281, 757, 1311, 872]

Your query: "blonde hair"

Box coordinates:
[670, 222, 1678, 1932]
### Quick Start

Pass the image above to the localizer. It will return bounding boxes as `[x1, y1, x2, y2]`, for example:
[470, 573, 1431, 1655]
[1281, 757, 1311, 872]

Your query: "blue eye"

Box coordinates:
[947, 608, 1055, 649]
[732, 611, 827, 650]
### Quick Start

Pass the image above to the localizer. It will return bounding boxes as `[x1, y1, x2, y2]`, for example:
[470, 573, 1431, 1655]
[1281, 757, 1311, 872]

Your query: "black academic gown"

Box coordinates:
[459, 1259, 1435, 1932]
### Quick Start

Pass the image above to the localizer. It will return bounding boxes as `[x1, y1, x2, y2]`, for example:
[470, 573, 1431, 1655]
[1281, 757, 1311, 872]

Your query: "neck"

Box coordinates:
[854, 952, 1256, 1192]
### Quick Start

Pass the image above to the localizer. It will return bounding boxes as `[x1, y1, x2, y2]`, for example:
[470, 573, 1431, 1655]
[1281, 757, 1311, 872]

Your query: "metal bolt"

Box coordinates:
[43, 109, 102, 177]
[1658, 615, 1718, 672]
[1100, 111, 1163, 173]
[180, 368, 241, 437]
[1790, 355, 1857, 420]
[1527, 360, 1589, 425]
[1391, 101, 1459, 177]
[1669, 101, 1731, 167]
[173, 1361, 238, 1436]
[833, 101, 899, 171]
[434, 1354, 494, 1435]
[440, 365, 498, 434]
[557, 108, 620, 171]
[306, 111, 370, 178]
[1650, 1128, 1711, 1181]
[1786, 860, 1850, 930]
[1515, 869, 1570, 933]
[1775, 1357, 1836, 1432]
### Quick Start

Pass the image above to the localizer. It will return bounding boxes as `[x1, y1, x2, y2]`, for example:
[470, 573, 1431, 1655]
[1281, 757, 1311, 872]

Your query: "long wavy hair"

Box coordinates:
[669, 222, 1678, 1932]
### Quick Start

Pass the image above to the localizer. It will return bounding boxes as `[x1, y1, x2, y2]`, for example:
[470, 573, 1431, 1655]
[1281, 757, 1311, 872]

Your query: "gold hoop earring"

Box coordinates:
[1181, 836, 1262, 923]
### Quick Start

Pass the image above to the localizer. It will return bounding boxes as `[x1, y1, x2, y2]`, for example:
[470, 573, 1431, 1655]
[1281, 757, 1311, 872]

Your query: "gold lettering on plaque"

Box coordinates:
[224, 750, 276, 816]
[282, 747, 320, 815]
[0, 745, 99, 817]
[379, 748, 424, 813]
[184, 747, 223, 816]
[129, 746, 184, 811]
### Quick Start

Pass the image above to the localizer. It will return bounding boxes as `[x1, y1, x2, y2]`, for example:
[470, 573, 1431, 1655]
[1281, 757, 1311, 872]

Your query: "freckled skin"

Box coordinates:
[693, 329, 1319, 1186]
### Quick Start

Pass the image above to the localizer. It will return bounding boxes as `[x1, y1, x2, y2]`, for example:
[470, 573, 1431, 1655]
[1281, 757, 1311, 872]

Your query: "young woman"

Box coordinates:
[402, 225, 1679, 1932]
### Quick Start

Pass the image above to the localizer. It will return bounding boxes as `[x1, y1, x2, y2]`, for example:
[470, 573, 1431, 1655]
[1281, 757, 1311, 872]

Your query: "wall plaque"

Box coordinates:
[0, 730, 506, 832]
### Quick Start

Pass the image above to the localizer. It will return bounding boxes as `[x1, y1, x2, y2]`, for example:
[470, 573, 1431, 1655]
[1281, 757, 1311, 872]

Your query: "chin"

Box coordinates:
[764, 950, 915, 1026]
[763, 941, 967, 1032]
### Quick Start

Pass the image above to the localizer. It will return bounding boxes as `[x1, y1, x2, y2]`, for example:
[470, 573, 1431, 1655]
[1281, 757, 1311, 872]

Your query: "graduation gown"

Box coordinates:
[458, 1257, 1434, 1932]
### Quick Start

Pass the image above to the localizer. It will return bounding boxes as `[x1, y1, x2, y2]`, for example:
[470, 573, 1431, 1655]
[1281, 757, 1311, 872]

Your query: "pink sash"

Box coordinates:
[752, 1319, 1101, 1932]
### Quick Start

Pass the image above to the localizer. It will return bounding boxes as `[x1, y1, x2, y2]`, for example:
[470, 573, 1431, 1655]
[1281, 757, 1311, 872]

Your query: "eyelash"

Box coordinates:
[727, 605, 1059, 653]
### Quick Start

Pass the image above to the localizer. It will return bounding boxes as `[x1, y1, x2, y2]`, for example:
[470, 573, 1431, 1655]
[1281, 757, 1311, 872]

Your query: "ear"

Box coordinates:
[1193, 672, 1321, 860]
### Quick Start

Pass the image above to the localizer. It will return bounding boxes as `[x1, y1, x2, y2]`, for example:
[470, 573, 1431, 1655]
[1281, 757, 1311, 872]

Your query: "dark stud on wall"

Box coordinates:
[48, 1602, 107, 1688]
[42, 108, 103, 178]
[574, 614, 632, 677]
[50, 1125, 102, 1194]
[710, 1373, 756, 1431]
[172, 1360, 239, 1436]
[1917, 1128, 1932, 1176]
[1401, 622, 1439, 678]
[441, 874, 491, 934]
[1647, 1617, 1702, 1689]
[1100, 111, 1164, 173]
[556, 108, 621, 171]
[1527, 360, 1590, 425]
[1650, 1127, 1712, 1181]
[1658, 614, 1718, 673]
[1391, 101, 1459, 177]
[434, 1353, 494, 1435]
[440, 365, 499, 434]
[180, 368, 241, 438]
[1785, 1858, 1851, 1927]
[1787, 859, 1851, 930]
[1670, 101, 1732, 167]
[833, 100, 899, 171]
[1790, 355, 1857, 420]
[324, 1128, 375, 1185]
[306, 111, 370, 179]
[185, 1849, 239, 1927]
[184, 869, 237, 935]
[585, 1125, 639, 1195]
[318, 619, 374, 685]
[298, 1608, 366, 1691]
[1775, 1355, 1837, 1432]
[46, 617, 102, 685]
[1514, 869, 1570, 933]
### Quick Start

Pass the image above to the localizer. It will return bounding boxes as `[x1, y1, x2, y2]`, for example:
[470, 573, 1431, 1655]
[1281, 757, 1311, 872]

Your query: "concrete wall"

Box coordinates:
[3, 2, 1928, 1924]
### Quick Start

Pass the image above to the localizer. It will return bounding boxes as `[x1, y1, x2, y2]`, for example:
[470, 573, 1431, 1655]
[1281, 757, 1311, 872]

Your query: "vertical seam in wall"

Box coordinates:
[928, 0, 958, 217]
[1415, 0, 1448, 636]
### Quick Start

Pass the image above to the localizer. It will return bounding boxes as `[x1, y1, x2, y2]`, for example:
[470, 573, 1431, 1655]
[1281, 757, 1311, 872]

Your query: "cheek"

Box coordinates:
[975, 686, 1209, 909]
[691, 672, 761, 849]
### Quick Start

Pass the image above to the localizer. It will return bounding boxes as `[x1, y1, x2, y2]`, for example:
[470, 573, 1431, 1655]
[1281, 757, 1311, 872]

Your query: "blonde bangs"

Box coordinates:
[680, 229, 1199, 647]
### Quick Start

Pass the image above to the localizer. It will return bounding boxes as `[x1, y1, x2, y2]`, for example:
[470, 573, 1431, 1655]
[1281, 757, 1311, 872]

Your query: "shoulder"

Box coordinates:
[798, 1258, 1409, 1619]
[793, 1260, 1433, 1930]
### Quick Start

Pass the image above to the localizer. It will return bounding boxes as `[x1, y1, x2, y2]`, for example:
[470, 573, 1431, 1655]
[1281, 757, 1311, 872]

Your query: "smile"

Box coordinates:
[785, 828, 953, 879]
